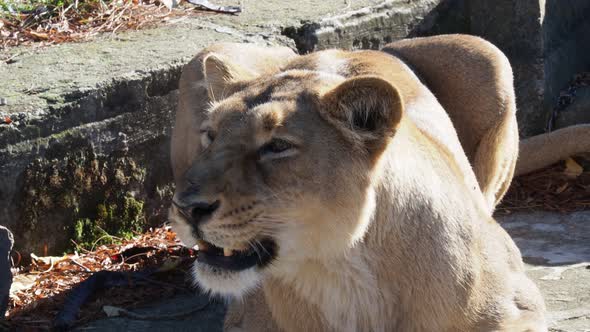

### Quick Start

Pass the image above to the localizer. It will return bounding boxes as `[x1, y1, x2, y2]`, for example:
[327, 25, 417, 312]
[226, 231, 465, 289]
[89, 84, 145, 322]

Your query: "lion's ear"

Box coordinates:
[203, 53, 257, 101]
[320, 76, 403, 152]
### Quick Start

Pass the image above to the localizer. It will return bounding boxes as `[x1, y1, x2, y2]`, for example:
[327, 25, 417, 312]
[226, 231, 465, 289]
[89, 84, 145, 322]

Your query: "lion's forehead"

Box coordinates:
[237, 69, 343, 107]
[209, 99, 294, 130]
[205, 69, 345, 147]
[210, 88, 316, 131]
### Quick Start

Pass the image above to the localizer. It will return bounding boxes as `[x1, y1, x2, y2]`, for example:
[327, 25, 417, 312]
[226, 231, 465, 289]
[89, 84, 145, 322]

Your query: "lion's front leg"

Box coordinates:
[223, 288, 279, 332]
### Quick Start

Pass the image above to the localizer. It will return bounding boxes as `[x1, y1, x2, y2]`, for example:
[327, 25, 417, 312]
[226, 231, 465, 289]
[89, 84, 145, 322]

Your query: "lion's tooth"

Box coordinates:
[223, 248, 233, 257]
[197, 240, 210, 251]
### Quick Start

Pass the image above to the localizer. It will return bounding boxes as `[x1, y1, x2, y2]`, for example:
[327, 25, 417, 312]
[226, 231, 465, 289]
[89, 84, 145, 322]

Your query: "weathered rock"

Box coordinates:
[0, 86, 179, 256]
[468, 0, 590, 136]
[282, 0, 441, 52]
[0, 226, 14, 319]
[552, 78, 590, 169]
[555, 86, 590, 129]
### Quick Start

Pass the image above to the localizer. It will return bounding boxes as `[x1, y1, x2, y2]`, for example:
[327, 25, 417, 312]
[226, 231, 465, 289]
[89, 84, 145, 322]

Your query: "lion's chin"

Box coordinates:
[192, 262, 263, 298]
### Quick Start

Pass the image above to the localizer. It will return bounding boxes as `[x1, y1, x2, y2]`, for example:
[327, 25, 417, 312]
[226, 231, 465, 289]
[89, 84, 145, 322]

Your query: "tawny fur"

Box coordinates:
[167, 35, 570, 332]
[383, 35, 520, 210]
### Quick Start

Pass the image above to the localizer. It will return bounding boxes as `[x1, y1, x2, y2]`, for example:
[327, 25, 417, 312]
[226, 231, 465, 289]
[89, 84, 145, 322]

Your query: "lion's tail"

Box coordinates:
[515, 124, 590, 176]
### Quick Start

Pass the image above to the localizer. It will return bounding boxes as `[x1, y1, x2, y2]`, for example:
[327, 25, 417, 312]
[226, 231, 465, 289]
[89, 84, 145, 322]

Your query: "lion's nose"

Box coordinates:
[189, 200, 220, 225]
[173, 199, 220, 226]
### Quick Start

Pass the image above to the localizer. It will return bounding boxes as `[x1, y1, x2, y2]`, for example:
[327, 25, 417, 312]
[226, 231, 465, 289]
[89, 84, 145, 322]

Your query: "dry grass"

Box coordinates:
[0, 0, 210, 50]
[497, 159, 590, 214]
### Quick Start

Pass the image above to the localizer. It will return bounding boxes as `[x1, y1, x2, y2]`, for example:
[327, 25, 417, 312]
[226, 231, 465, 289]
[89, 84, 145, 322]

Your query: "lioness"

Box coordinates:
[169, 35, 570, 331]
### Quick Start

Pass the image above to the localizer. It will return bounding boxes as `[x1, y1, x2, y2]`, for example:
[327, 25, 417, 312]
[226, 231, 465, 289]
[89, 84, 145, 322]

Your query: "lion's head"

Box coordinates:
[169, 53, 403, 297]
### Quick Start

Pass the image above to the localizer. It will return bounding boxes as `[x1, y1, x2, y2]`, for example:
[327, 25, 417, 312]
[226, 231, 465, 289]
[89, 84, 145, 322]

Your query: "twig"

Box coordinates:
[70, 239, 91, 254]
[90, 227, 122, 251]
[34, 258, 55, 274]
[11, 249, 22, 266]
[70, 258, 92, 272]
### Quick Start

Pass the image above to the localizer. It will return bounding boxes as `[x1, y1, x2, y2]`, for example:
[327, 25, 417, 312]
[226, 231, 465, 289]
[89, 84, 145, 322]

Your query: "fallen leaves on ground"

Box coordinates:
[0, 0, 213, 50]
[6, 226, 197, 330]
[564, 157, 584, 178]
[497, 158, 590, 214]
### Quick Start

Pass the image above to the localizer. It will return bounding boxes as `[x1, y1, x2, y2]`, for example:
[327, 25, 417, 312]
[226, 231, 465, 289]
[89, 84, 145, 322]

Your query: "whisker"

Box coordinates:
[255, 238, 271, 257]
[247, 239, 263, 262]
[251, 216, 289, 234]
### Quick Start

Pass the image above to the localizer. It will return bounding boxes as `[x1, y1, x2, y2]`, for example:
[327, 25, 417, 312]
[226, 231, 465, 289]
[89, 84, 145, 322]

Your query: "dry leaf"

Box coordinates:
[564, 158, 583, 178]
[10, 274, 39, 294]
[31, 253, 68, 266]
[28, 31, 49, 40]
[498, 161, 590, 214]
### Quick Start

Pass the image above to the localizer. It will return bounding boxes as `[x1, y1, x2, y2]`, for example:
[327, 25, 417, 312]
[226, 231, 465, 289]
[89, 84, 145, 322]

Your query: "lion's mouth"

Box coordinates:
[196, 238, 277, 271]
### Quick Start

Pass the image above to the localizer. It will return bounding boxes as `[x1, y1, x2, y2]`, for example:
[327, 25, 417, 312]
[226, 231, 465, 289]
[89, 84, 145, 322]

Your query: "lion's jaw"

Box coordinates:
[169, 70, 397, 298]
[179, 187, 377, 299]
[170, 177, 379, 298]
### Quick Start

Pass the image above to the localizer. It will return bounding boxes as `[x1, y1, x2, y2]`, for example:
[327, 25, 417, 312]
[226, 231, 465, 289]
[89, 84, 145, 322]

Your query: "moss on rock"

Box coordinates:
[72, 195, 144, 250]
[18, 145, 167, 254]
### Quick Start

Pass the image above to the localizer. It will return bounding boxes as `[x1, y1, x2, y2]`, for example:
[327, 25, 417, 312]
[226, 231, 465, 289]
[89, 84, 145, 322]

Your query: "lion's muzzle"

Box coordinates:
[172, 190, 277, 273]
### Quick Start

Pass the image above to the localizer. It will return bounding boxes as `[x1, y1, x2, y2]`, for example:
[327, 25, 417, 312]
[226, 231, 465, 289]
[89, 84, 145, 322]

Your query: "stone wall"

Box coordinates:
[0, 72, 178, 256]
[419, 0, 590, 136]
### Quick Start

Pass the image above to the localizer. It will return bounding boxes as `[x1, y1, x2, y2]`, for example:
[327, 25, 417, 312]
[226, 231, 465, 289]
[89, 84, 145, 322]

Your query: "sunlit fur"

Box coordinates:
[192, 263, 262, 298]
[169, 36, 548, 332]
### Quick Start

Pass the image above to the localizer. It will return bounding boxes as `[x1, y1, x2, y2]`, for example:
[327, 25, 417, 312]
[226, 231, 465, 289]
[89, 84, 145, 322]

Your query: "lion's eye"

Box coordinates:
[200, 129, 216, 148]
[258, 138, 296, 160]
[207, 130, 215, 142]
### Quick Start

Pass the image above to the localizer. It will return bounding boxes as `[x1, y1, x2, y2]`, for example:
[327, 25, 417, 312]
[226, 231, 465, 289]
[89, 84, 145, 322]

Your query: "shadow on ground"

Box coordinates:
[497, 211, 590, 331]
